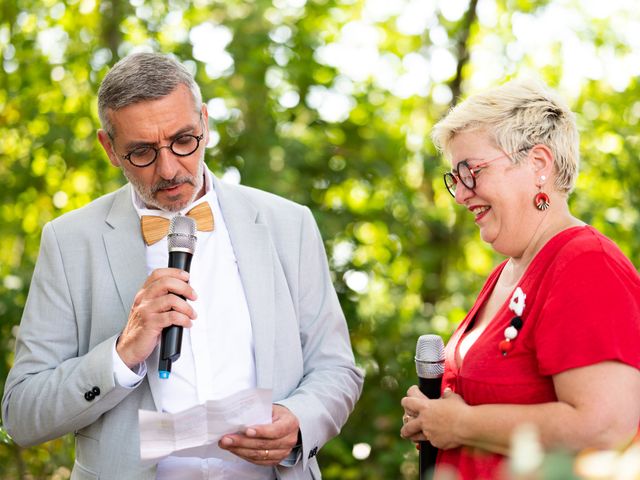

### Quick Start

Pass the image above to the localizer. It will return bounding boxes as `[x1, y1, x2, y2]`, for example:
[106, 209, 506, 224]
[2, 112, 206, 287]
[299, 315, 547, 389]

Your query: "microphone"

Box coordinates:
[415, 334, 445, 480]
[158, 215, 197, 379]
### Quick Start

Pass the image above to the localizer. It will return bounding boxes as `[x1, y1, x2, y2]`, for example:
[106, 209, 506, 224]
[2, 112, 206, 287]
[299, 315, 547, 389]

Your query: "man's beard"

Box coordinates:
[124, 159, 205, 212]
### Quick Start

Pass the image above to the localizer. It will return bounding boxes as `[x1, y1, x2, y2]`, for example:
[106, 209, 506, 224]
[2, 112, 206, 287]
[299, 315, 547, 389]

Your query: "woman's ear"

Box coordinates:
[528, 144, 554, 182]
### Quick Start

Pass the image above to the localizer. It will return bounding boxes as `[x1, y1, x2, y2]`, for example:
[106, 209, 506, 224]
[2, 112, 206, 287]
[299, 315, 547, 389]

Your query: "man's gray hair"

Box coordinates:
[98, 52, 202, 137]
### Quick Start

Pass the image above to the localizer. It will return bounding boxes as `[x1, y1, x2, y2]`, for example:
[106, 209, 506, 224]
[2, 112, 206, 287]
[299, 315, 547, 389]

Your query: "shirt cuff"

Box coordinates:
[279, 430, 303, 467]
[112, 339, 146, 387]
[279, 445, 302, 467]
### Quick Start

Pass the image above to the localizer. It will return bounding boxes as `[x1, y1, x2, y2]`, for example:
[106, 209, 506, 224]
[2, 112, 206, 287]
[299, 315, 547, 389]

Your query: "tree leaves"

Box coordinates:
[1, 0, 639, 478]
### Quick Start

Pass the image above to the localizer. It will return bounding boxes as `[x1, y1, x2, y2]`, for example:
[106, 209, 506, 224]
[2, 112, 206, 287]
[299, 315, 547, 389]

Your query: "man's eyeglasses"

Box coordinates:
[118, 115, 205, 168]
[443, 148, 529, 197]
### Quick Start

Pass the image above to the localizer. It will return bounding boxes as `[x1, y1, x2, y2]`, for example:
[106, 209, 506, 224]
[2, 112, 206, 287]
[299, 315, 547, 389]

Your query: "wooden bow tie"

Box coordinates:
[140, 202, 214, 245]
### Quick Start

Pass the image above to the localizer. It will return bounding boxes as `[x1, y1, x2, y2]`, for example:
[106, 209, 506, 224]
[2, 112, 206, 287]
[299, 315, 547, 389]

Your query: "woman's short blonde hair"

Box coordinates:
[431, 79, 580, 193]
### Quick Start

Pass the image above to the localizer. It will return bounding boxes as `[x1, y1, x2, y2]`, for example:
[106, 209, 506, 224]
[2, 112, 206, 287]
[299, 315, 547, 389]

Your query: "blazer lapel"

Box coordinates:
[104, 185, 147, 314]
[103, 185, 163, 411]
[213, 176, 276, 389]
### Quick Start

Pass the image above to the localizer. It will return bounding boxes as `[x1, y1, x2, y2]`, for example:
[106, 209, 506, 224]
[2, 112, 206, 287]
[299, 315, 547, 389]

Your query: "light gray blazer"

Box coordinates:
[2, 175, 364, 479]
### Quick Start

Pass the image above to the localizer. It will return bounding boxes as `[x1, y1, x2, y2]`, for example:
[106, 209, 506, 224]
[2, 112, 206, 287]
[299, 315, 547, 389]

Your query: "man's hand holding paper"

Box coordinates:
[218, 404, 301, 466]
[139, 388, 274, 464]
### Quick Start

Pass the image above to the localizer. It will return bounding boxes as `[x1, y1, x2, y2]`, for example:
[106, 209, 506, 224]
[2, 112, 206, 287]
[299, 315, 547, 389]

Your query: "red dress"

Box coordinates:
[438, 226, 640, 479]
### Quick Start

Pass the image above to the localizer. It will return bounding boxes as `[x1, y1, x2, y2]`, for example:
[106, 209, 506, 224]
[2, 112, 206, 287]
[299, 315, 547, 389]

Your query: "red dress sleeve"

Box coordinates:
[534, 235, 640, 376]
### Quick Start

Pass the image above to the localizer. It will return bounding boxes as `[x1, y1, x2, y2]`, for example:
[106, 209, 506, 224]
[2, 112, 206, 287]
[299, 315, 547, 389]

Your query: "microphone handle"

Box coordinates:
[159, 251, 193, 378]
[418, 376, 442, 480]
[168, 250, 193, 272]
[419, 376, 441, 398]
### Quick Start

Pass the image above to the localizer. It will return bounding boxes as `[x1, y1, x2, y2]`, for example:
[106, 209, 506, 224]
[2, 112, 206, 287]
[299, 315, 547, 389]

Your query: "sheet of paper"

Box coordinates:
[139, 387, 272, 464]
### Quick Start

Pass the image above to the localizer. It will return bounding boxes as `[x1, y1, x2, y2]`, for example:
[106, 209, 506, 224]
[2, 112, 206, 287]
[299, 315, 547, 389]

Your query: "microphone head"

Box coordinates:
[415, 334, 445, 379]
[168, 215, 197, 254]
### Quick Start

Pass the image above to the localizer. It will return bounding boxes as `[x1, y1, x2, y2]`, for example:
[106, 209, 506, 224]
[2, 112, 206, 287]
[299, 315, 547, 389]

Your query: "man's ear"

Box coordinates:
[200, 103, 209, 146]
[97, 129, 121, 168]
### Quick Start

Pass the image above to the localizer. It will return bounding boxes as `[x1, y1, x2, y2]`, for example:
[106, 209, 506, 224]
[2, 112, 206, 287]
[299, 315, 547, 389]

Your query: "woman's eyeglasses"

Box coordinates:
[443, 148, 529, 197]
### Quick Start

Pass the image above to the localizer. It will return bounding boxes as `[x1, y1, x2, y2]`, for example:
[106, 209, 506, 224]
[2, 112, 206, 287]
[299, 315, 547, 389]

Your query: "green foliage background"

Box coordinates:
[1, 0, 639, 478]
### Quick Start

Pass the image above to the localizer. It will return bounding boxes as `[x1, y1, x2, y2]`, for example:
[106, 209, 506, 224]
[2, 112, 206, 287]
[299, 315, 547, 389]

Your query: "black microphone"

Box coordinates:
[158, 215, 197, 379]
[415, 334, 445, 480]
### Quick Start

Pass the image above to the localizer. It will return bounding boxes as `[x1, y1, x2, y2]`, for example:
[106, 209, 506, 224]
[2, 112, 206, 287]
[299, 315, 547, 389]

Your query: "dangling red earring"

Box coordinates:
[534, 192, 550, 210]
[534, 176, 550, 211]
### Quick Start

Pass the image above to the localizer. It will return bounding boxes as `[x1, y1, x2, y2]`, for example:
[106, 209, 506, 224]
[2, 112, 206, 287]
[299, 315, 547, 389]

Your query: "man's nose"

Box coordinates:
[154, 147, 179, 179]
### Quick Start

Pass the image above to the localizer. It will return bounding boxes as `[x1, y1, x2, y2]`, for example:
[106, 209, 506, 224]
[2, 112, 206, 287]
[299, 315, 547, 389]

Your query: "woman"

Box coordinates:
[400, 79, 640, 479]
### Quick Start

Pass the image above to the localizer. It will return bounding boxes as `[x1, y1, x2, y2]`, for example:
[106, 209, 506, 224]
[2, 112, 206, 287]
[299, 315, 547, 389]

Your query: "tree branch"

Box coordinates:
[449, 0, 479, 106]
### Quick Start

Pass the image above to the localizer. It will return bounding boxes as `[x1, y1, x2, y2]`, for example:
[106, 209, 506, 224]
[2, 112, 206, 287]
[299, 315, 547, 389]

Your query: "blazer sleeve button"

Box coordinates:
[84, 391, 95, 401]
[92, 387, 101, 396]
[308, 446, 318, 459]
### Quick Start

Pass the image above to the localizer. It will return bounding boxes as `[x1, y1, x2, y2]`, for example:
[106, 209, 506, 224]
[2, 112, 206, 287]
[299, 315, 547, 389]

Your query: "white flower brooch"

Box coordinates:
[500, 287, 526, 356]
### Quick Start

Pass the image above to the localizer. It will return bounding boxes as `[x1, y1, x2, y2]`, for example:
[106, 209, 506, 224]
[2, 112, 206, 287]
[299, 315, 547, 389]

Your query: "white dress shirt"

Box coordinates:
[113, 168, 274, 479]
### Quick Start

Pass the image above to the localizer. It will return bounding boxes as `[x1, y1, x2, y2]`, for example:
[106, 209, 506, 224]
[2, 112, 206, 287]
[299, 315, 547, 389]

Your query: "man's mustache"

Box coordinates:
[152, 177, 195, 194]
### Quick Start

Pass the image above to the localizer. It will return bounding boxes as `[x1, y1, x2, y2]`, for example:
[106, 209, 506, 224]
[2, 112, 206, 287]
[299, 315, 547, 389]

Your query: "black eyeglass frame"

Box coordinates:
[113, 114, 206, 168]
[443, 147, 530, 197]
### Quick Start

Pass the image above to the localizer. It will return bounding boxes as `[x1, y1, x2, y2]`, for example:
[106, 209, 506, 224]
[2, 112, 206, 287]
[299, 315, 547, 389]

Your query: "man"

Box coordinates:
[2, 52, 363, 479]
